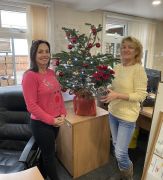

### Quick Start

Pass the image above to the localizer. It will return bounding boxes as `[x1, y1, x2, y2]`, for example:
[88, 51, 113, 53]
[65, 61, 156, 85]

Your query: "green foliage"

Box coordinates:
[52, 23, 119, 95]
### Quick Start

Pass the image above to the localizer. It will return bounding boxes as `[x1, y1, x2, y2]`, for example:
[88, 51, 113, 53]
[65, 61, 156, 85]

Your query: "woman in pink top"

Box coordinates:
[22, 40, 66, 180]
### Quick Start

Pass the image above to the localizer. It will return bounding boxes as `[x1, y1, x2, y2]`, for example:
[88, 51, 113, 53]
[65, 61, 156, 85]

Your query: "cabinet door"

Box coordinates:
[56, 120, 73, 174]
[73, 116, 109, 178]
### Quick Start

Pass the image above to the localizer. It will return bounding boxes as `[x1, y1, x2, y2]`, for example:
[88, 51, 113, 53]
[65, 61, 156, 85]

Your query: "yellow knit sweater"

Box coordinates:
[108, 63, 147, 122]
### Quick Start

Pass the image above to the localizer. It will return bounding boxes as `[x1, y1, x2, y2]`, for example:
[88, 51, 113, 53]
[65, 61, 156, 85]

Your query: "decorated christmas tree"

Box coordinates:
[52, 23, 118, 97]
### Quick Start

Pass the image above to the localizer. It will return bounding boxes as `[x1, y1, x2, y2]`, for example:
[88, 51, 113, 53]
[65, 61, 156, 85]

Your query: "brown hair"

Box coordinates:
[30, 40, 51, 72]
[121, 36, 143, 64]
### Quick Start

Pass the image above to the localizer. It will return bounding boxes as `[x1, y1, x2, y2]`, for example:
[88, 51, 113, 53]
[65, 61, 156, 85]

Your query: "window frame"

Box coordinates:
[0, 4, 27, 38]
[0, 3, 29, 86]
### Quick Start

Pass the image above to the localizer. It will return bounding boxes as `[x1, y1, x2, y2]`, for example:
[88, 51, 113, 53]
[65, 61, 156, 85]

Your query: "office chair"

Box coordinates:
[0, 86, 41, 174]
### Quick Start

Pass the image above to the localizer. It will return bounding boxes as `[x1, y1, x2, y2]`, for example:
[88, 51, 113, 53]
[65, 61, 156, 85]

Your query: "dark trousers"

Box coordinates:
[31, 120, 59, 180]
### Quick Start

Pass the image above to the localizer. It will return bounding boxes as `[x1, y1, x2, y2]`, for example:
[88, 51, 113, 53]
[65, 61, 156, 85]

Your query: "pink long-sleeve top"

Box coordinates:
[22, 69, 67, 125]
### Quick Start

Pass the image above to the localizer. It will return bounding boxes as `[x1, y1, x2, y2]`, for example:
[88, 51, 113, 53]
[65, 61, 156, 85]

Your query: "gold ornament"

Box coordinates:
[67, 60, 72, 65]
[73, 71, 79, 75]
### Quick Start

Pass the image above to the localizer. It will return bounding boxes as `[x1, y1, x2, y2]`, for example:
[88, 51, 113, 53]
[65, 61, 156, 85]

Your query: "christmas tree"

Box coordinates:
[52, 23, 118, 97]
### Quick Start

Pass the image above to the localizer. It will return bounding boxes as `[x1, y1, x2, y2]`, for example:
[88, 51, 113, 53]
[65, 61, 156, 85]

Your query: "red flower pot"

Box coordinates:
[73, 95, 96, 116]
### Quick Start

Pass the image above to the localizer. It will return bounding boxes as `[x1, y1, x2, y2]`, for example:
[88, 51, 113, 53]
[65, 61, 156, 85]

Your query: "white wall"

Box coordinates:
[50, 2, 163, 76]
[52, 2, 103, 54]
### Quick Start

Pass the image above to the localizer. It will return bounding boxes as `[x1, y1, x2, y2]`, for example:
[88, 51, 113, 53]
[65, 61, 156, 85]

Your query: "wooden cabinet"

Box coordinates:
[137, 107, 153, 131]
[56, 101, 110, 178]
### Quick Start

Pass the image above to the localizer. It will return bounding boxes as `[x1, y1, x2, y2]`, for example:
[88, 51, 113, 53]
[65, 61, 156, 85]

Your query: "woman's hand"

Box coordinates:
[100, 89, 119, 103]
[53, 115, 65, 127]
[100, 89, 129, 103]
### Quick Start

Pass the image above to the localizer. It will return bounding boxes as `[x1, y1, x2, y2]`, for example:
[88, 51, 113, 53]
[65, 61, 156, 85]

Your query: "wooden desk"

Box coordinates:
[137, 107, 154, 131]
[0, 167, 43, 180]
[56, 101, 109, 179]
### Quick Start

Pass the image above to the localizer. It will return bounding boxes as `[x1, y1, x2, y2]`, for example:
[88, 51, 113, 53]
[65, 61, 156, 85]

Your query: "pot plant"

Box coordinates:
[52, 23, 118, 116]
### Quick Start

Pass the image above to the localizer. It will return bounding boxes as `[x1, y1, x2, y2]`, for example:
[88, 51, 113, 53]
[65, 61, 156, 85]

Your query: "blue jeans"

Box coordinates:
[109, 113, 136, 170]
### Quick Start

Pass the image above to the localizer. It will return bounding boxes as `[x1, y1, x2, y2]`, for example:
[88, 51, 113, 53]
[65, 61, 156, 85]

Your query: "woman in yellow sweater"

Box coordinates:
[101, 36, 147, 180]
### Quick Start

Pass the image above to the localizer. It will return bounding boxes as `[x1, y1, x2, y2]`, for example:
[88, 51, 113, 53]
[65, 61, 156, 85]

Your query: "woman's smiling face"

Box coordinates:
[36, 43, 50, 67]
[120, 40, 137, 65]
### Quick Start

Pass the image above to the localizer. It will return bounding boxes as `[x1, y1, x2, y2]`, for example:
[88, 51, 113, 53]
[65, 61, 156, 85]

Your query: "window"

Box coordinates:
[0, 39, 11, 53]
[103, 17, 127, 59]
[106, 24, 126, 36]
[14, 39, 28, 55]
[0, 6, 29, 87]
[1, 10, 27, 29]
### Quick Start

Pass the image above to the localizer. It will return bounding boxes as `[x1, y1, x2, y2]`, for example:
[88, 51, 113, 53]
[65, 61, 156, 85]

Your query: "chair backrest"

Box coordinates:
[0, 85, 32, 151]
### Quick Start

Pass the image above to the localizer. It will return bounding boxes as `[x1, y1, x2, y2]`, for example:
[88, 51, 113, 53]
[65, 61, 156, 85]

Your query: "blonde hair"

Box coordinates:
[121, 36, 143, 64]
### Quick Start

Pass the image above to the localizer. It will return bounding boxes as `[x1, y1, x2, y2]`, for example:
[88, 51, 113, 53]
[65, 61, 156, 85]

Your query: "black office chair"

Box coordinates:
[0, 86, 41, 174]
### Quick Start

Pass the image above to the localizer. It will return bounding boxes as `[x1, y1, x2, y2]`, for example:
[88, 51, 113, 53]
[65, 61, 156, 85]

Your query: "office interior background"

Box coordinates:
[0, 0, 163, 86]
[0, 0, 163, 179]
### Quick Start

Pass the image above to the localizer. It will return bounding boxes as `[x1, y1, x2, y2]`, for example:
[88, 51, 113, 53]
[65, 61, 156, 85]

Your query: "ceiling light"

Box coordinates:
[152, 0, 162, 5]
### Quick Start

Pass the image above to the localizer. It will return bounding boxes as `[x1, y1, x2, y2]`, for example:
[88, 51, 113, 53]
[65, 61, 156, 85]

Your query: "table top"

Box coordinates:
[65, 101, 108, 125]
[140, 106, 153, 118]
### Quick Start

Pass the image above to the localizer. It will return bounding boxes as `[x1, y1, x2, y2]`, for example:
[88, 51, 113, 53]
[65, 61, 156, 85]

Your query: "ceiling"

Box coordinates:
[55, 0, 163, 21]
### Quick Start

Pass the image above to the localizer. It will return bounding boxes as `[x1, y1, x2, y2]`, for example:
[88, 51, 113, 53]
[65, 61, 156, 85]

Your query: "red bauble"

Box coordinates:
[55, 60, 60, 66]
[87, 43, 93, 49]
[71, 37, 77, 44]
[68, 44, 73, 49]
[59, 72, 64, 77]
[96, 43, 101, 48]
[109, 69, 115, 74]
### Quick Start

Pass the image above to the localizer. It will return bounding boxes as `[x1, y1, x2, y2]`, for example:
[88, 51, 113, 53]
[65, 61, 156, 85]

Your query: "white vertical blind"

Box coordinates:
[128, 21, 156, 68]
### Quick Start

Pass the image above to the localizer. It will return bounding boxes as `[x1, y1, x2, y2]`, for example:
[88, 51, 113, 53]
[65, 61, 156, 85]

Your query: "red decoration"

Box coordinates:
[109, 69, 115, 75]
[96, 65, 108, 70]
[73, 95, 96, 116]
[55, 95, 60, 103]
[71, 37, 77, 44]
[92, 65, 115, 82]
[59, 72, 64, 77]
[96, 43, 100, 48]
[55, 59, 60, 66]
[68, 44, 73, 49]
[87, 43, 93, 49]
[91, 27, 97, 35]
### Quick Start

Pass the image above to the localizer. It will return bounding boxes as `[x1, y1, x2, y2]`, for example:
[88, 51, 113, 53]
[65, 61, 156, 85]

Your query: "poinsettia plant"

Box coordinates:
[52, 23, 118, 96]
[92, 65, 115, 88]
